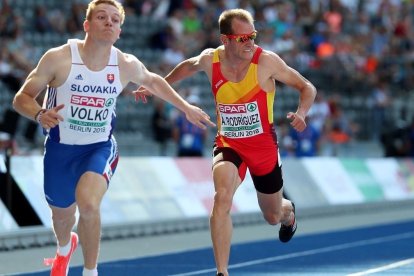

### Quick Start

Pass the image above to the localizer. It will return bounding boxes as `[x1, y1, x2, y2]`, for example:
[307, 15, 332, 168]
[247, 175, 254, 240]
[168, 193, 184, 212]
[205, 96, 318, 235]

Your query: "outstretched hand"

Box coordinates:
[287, 112, 306, 132]
[133, 86, 153, 103]
[185, 104, 216, 130]
[40, 104, 65, 129]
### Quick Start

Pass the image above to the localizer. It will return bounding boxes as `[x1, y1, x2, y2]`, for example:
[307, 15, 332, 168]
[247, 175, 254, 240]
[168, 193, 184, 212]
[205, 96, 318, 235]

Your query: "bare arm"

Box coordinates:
[133, 49, 213, 102]
[13, 51, 54, 119]
[165, 48, 213, 85]
[13, 48, 65, 128]
[265, 51, 317, 131]
[124, 54, 215, 129]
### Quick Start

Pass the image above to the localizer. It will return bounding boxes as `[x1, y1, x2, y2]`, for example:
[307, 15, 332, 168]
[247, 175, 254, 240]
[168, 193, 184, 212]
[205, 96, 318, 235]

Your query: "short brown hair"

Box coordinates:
[86, 0, 125, 25]
[218, 9, 254, 35]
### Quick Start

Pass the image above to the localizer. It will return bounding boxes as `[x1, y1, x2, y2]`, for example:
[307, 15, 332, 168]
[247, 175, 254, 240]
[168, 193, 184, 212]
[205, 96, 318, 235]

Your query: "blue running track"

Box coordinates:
[16, 219, 414, 276]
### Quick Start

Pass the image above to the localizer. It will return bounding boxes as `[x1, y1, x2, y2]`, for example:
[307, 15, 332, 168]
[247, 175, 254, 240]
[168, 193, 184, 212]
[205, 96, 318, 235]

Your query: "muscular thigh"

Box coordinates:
[251, 159, 283, 194]
[256, 187, 284, 216]
[213, 145, 247, 182]
[76, 172, 108, 208]
[213, 144, 283, 194]
[237, 142, 282, 194]
[239, 141, 278, 176]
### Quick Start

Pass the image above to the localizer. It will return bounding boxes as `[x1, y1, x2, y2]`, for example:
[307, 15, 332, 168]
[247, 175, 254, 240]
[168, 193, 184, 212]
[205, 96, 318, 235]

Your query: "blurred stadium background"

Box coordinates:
[1, 0, 413, 157]
[1, 0, 414, 275]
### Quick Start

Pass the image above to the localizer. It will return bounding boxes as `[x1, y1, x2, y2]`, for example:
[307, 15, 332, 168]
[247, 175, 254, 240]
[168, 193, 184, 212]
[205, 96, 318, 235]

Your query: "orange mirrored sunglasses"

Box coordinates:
[225, 31, 257, 43]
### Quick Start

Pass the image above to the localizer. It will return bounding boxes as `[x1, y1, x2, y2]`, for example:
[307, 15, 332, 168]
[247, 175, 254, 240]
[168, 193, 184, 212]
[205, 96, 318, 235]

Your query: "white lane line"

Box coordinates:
[347, 258, 414, 276]
[169, 232, 414, 276]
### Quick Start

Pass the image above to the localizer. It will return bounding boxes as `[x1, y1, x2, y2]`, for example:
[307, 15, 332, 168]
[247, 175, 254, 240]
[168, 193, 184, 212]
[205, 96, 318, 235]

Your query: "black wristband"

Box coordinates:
[34, 109, 46, 123]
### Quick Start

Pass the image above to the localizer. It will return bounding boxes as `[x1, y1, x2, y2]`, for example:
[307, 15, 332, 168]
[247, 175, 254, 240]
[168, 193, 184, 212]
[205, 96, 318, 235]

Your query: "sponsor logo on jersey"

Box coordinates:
[105, 98, 115, 107]
[215, 79, 224, 89]
[219, 104, 247, 113]
[247, 103, 257, 112]
[70, 84, 117, 94]
[107, 73, 115, 84]
[71, 95, 106, 107]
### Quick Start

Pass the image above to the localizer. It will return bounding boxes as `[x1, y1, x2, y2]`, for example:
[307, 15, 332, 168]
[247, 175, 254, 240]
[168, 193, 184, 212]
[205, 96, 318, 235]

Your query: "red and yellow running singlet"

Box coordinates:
[212, 47, 279, 176]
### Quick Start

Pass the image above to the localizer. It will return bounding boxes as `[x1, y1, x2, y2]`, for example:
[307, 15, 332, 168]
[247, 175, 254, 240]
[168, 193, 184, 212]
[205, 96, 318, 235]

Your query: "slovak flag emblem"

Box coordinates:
[107, 74, 115, 84]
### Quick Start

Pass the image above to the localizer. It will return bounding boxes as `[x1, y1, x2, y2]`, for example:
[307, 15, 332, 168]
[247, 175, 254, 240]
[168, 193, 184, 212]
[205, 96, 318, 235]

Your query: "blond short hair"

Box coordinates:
[86, 0, 125, 25]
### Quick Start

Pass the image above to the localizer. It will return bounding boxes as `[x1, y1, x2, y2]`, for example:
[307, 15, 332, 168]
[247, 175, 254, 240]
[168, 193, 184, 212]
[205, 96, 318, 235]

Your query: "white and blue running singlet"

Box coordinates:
[44, 39, 122, 144]
[43, 39, 121, 208]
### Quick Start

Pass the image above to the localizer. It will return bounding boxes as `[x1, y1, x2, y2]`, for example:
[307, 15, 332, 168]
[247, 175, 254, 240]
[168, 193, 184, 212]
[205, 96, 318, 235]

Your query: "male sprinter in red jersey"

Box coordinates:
[137, 8, 316, 276]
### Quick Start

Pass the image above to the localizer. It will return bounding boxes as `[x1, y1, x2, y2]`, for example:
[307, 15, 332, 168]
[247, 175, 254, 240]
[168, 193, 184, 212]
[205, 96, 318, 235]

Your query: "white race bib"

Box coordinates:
[218, 101, 263, 139]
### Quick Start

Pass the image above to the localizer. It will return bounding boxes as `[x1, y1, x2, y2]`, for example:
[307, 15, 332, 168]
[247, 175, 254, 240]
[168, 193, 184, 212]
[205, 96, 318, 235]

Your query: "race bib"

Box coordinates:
[218, 101, 263, 138]
[65, 94, 114, 134]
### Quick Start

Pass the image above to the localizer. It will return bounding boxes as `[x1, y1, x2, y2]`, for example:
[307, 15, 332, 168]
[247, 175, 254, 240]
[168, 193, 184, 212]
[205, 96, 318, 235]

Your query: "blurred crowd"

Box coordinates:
[1, 0, 414, 157]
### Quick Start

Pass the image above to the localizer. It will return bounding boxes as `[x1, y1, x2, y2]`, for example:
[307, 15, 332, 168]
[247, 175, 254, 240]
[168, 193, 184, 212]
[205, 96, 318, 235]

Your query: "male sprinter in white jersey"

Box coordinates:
[12, 1, 215, 275]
